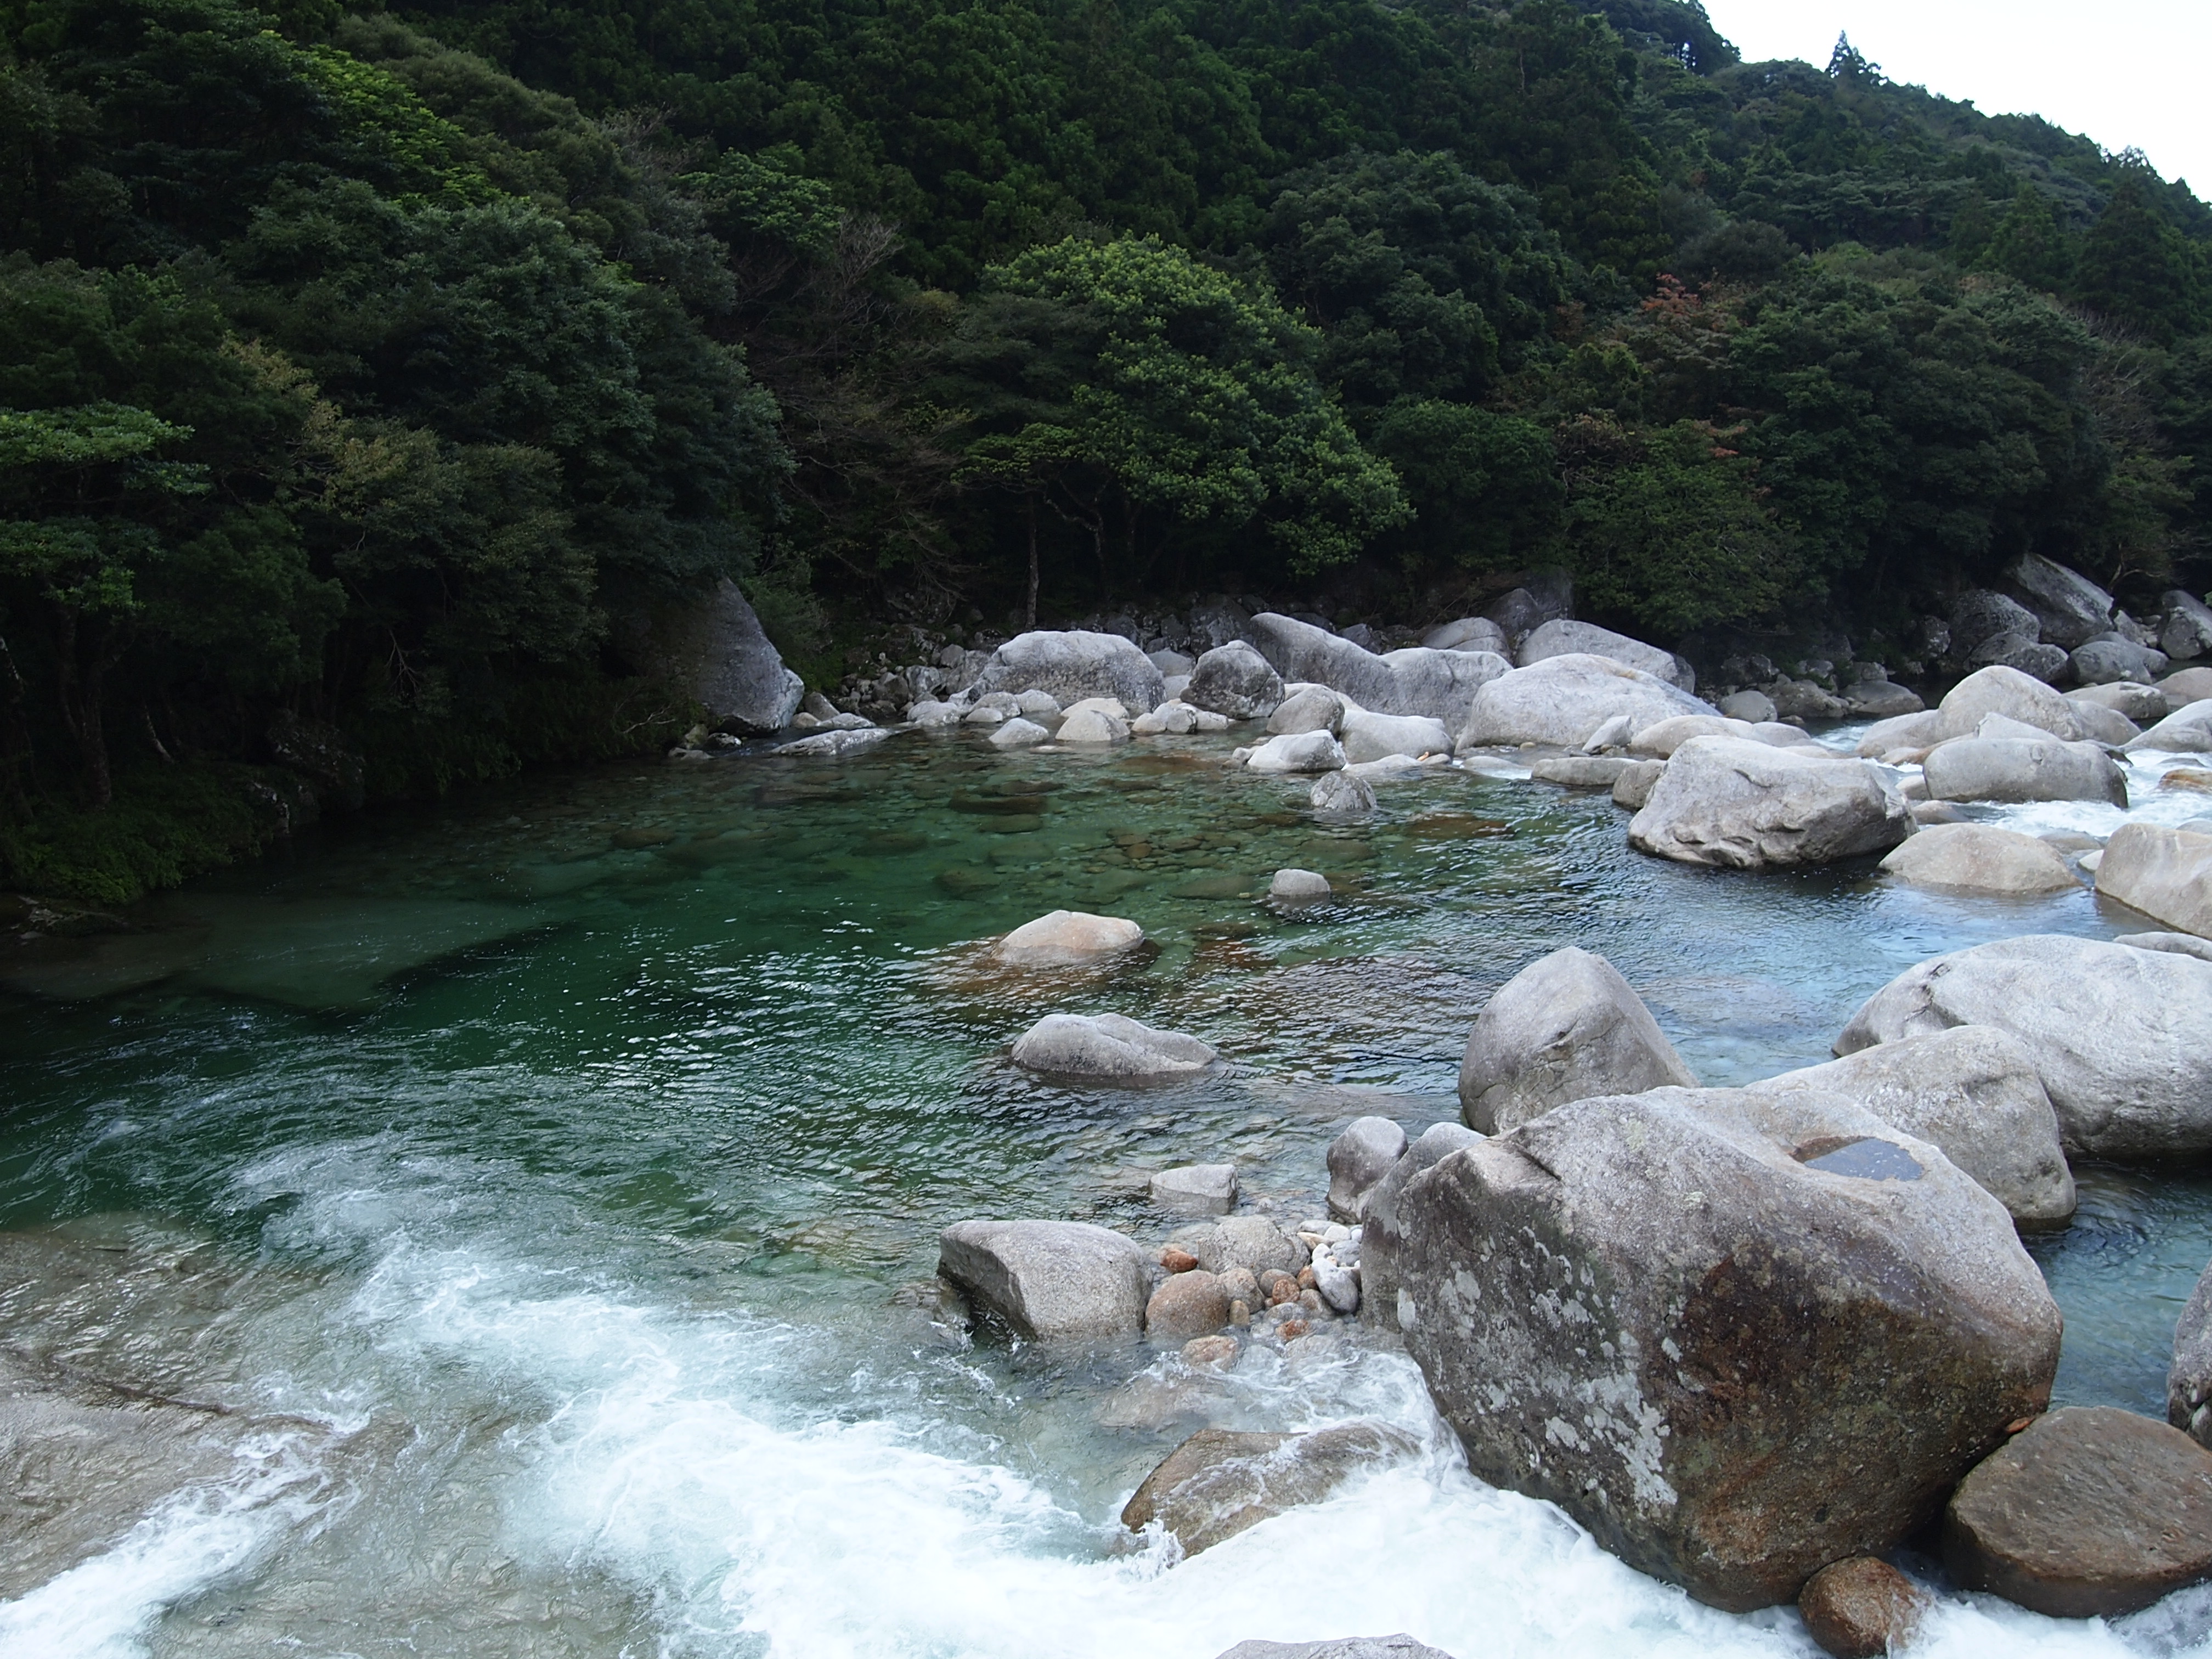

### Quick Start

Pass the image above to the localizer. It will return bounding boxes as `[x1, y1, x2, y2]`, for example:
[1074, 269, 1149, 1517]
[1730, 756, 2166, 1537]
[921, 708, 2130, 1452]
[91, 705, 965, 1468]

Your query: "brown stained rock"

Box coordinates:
[1121, 1422, 1417, 1555]
[1798, 1558, 1929, 1658]
[1181, 1335, 1239, 1370]
[1943, 1406, 2212, 1617]
[1145, 1270, 1231, 1342]
[1161, 1247, 1200, 1274]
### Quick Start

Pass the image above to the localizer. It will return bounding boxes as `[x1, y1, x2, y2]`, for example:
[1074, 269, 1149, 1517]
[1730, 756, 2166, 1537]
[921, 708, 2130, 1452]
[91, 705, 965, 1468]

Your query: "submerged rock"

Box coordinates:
[2173, 1259, 2212, 1448]
[1392, 1085, 2061, 1611]
[1457, 654, 1714, 749]
[1797, 1558, 1930, 1659]
[1530, 755, 1633, 788]
[970, 629, 1165, 713]
[1628, 737, 1910, 869]
[1457, 946, 1695, 1135]
[1943, 1406, 2212, 1617]
[2095, 821, 2212, 938]
[1749, 1029, 2076, 1227]
[1308, 769, 1376, 820]
[1877, 823, 2079, 895]
[1245, 731, 1346, 774]
[1325, 1116, 1407, 1222]
[994, 910, 1144, 967]
[1152, 1163, 1239, 1215]
[1121, 1421, 1419, 1556]
[1185, 641, 1284, 720]
[1011, 1013, 1216, 1077]
[938, 1219, 1151, 1342]
[1268, 867, 1330, 905]
[990, 716, 1051, 748]
[1836, 934, 2212, 1158]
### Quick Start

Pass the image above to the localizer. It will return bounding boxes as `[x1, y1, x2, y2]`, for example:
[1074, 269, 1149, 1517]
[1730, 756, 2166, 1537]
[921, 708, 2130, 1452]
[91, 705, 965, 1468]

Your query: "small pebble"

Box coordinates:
[1297, 1266, 1318, 1290]
[1278, 1318, 1309, 1340]
[1160, 1247, 1199, 1273]
[1181, 1335, 1239, 1370]
[1228, 1298, 1251, 1327]
[1299, 1288, 1324, 1313]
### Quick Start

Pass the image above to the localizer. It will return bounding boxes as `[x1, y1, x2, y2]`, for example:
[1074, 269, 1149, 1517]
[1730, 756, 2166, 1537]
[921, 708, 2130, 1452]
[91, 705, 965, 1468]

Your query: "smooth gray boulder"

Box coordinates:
[2120, 930, 2212, 963]
[2127, 697, 2212, 754]
[1423, 616, 1508, 654]
[1938, 665, 2086, 741]
[1951, 590, 2041, 653]
[1943, 1406, 2212, 1618]
[1844, 679, 1925, 717]
[1164, 1215, 1309, 1279]
[1186, 641, 1284, 720]
[970, 630, 1165, 713]
[1967, 633, 2071, 684]
[1836, 934, 2212, 1158]
[995, 910, 1144, 967]
[1922, 735, 2128, 806]
[1517, 619, 1692, 690]
[1267, 684, 1345, 736]
[1357, 1122, 1482, 1336]
[636, 577, 805, 735]
[1718, 689, 1778, 724]
[1457, 654, 1716, 749]
[1245, 731, 1345, 774]
[1268, 867, 1330, 905]
[1626, 714, 1754, 757]
[1530, 755, 1633, 788]
[938, 1220, 1151, 1342]
[1152, 1164, 1239, 1215]
[1375, 646, 1512, 728]
[1309, 769, 1375, 820]
[1612, 759, 1664, 809]
[1326, 1116, 1408, 1221]
[1458, 946, 1696, 1134]
[1855, 708, 1950, 759]
[988, 716, 1050, 749]
[1628, 737, 1910, 868]
[1058, 706, 1130, 744]
[1011, 1013, 1216, 1078]
[1878, 823, 2080, 895]
[1485, 573, 1574, 642]
[2172, 1259, 2212, 1448]
[2061, 698, 2141, 745]
[1122, 1421, 1419, 1557]
[1392, 1085, 2062, 1611]
[2068, 681, 2169, 723]
[2095, 821, 2212, 938]
[2007, 552, 2115, 648]
[2163, 590, 2212, 661]
[2165, 668, 2212, 707]
[1247, 613, 1402, 711]
[1339, 707, 1450, 763]
[2073, 636, 2168, 686]
[1750, 1029, 2076, 1226]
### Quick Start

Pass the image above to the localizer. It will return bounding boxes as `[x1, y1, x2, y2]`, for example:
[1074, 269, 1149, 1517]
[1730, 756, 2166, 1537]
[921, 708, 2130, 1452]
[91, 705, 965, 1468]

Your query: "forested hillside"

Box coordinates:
[2, 0, 2208, 896]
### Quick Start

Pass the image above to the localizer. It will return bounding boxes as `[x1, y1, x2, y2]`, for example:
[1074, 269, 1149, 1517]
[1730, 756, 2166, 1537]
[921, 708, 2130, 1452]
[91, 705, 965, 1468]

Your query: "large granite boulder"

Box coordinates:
[1267, 684, 1345, 736]
[2006, 552, 2115, 648]
[2095, 822, 2212, 939]
[1457, 946, 1695, 1134]
[1423, 616, 1508, 654]
[938, 1220, 1151, 1342]
[1836, 934, 2212, 1158]
[1943, 1406, 2212, 1617]
[1247, 613, 1402, 711]
[1516, 618, 1692, 690]
[2165, 669, 2212, 707]
[1375, 646, 1513, 728]
[1625, 714, 1757, 758]
[970, 630, 1165, 713]
[630, 577, 805, 734]
[1186, 641, 1284, 720]
[1967, 633, 2071, 684]
[2127, 697, 2212, 754]
[1246, 731, 1345, 773]
[1326, 1116, 1408, 1222]
[1392, 1085, 2061, 1610]
[1921, 733, 2128, 806]
[2069, 681, 2170, 723]
[1010, 1013, 1217, 1078]
[1356, 1122, 1482, 1338]
[2073, 636, 2168, 686]
[2059, 698, 2141, 745]
[1122, 1421, 1419, 1556]
[2172, 1259, 2212, 1448]
[2163, 590, 2212, 661]
[1950, 590, 2040, 654]
[1457, 654, 1716, 749]
[1877, 823, 2079, 895]
[995, 910, 1145, 967]
[1339, 707, 1451, 763]
[1936, 664, 2086, 741]
[1749, 1029, 2075, 1226]
[1628, 737, 1911, 868]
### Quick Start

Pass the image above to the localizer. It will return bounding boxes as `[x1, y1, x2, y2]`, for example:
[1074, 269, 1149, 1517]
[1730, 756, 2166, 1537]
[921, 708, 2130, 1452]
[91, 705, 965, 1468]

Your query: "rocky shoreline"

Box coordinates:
[665, 556, 2212, 1657]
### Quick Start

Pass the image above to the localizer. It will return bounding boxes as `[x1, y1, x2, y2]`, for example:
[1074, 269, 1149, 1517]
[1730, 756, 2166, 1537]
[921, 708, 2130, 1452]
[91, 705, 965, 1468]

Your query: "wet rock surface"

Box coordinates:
[2173, 1259, 2212, 1448]
[1215, 1638, 1458, 1659]
[1121, 1420, 1418, 1555]
[1457, 946, 1695, 1135]
[1393, 1085, 2061, 1610]
[1009, 1012, 1217, 1077]
[1797, 1556, 1930, 1659]
[1878, 822, 2080, 894]
[1944, 1406, 2212, 1618]
[938, 1220, 1152, 1342]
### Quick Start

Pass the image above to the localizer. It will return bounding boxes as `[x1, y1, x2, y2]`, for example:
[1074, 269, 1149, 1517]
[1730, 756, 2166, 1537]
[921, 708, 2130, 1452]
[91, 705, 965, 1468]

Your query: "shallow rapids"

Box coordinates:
[3, 727, 2211, 1657]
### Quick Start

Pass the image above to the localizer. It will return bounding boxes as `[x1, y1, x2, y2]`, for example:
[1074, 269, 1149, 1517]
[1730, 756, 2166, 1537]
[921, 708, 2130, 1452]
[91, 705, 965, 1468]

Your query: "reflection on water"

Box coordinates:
[0, 725, 2207, 1658]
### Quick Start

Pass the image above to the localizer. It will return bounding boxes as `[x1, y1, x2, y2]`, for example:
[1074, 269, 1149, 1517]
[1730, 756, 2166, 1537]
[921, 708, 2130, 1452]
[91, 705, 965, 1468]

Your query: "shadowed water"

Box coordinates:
[2, 726, 2209, 1658]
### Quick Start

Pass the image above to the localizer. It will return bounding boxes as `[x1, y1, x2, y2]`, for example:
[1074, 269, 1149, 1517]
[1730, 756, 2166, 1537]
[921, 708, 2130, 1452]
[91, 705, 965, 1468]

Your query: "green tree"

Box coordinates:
[2073, 174, 2203, 345]
[1977, 184, 2073, 293]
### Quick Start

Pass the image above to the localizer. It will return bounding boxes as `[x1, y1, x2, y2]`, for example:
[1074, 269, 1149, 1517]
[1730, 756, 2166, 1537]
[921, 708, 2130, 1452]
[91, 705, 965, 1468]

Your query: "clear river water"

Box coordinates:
[3, 724, 2211, 1659]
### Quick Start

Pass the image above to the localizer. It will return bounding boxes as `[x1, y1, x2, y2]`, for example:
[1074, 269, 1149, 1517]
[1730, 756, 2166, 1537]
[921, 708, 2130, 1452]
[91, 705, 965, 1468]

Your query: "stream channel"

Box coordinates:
[3, 725, 2211, 1658]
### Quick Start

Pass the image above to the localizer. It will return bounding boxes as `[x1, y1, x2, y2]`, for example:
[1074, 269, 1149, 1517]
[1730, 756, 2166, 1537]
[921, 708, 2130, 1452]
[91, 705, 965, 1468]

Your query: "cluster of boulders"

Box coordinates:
[1921, 555, 2212, 689]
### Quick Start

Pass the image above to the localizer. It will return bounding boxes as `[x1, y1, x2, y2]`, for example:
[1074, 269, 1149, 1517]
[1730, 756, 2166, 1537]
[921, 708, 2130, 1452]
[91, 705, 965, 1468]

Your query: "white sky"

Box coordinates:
[1700, 0, 2212, 193]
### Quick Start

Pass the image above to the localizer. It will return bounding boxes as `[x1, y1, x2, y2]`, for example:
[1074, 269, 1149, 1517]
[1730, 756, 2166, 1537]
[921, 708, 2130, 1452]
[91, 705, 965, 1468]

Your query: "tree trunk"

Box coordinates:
[1025, 493, 1040, 631]
[50, 607, 114, 807]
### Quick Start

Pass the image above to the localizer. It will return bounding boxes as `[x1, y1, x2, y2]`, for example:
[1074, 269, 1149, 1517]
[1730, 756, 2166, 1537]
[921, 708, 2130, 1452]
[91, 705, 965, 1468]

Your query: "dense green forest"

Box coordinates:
[2, 0, 2208, 898]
